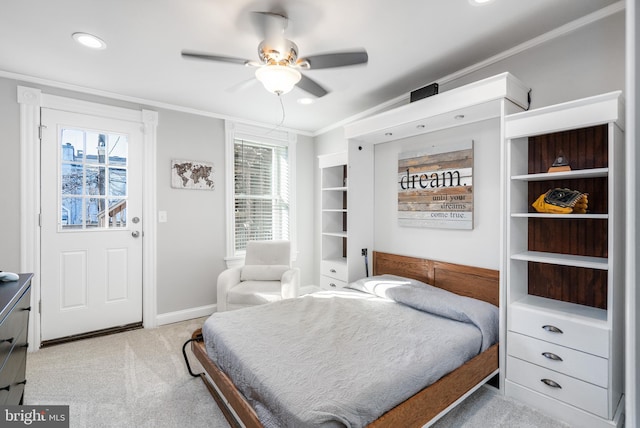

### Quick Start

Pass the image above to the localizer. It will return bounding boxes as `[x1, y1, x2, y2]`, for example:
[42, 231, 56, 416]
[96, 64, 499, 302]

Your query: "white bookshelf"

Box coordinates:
[503, 91, 625, 428]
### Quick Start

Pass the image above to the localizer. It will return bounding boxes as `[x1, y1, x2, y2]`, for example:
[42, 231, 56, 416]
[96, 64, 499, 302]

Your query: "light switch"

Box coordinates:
[158, 211, 168, 223]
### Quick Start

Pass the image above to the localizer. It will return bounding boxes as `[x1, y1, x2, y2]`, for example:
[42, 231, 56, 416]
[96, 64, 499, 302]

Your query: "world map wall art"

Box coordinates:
[171, 159, 215, 190]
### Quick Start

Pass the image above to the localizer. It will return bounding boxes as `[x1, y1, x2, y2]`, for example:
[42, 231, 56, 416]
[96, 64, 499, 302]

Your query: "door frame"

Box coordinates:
[17, 86, 158, 350]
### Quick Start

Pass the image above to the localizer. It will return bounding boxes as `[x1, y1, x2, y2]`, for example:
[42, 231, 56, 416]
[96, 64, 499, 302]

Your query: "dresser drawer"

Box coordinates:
[507, 331, 608, 387]
[507, 356, 609, 418]
[509, 304, 608, 358]
[320, 275, 348, 290]
[321, 260, 347, 281]
[0, 288, 31, 369]
[0, 337, 28, 406]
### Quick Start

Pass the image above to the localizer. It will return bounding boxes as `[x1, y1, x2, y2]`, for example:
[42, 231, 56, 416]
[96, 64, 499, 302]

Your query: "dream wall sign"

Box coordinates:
[397, 141, 474, 229]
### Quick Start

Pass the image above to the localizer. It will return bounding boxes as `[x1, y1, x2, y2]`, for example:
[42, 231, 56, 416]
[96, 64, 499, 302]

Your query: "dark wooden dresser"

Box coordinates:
[0, 274, 32, 405]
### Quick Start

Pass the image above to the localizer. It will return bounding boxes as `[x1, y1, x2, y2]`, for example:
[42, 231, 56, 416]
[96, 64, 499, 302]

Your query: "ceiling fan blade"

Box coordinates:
[181, 50, 251, 65]
[297, 74, 328, 97]
[297, 50, 368, 70]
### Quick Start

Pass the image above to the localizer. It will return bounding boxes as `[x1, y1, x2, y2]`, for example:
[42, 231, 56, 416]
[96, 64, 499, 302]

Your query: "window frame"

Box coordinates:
[224, 121, 297, 266]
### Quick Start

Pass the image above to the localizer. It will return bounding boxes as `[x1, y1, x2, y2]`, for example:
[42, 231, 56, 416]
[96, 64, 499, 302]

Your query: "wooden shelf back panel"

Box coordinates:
[528, 262, 607, 309]
[528, 218, 608, 258]
[528, 125, 608, 174]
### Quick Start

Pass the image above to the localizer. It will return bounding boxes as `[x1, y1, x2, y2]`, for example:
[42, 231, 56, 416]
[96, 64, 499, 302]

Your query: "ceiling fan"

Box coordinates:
[181, 11, 368, 97]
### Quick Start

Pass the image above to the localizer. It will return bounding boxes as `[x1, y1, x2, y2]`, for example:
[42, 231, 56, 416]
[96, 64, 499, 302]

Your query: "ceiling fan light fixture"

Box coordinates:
[255, 65, 301, 95]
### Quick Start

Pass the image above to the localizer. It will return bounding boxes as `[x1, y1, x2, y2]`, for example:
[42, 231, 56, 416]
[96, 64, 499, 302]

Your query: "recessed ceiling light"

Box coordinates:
[469, 0, 494, 5]
[297, 98, 315, 105]
[72, 32, 107, 50]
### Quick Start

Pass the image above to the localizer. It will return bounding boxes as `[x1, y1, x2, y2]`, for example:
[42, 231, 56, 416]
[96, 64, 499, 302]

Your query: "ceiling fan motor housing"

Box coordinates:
[258, 39, 299, 66]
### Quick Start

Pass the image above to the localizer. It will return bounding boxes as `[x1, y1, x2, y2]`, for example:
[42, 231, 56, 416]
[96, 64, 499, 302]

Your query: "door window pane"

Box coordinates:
[84, 132, 107, 165]
[108, 136, 127, 166]
[61, 198, 83, 229]
[86, 197, 104, 228]
[61, 163, 83, 195]
[59, 126, 129, 231]
[85, 166, 106, 195]
[108, 168, 127, 196]
[108, 199, 127, 228]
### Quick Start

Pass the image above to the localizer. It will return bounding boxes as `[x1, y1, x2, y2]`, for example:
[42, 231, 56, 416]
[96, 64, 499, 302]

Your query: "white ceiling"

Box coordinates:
[0, 0, 619, 134]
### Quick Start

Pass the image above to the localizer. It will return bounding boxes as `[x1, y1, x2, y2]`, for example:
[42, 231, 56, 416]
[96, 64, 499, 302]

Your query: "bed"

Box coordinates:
[190, 251, 500, 427]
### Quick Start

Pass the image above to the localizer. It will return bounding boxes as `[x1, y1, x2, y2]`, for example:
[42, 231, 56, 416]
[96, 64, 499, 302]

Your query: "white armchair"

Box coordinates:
[217, 240, 300, 312]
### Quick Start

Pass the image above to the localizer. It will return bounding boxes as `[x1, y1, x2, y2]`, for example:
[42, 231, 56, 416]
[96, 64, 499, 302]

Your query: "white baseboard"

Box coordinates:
[155, 304, 217, 326]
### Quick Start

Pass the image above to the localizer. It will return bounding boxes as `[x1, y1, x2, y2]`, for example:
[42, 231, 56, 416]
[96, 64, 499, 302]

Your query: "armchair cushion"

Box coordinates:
[240, 265, 291, 281]
[227, 280, 284, 307]
[244, 240, 291, 265]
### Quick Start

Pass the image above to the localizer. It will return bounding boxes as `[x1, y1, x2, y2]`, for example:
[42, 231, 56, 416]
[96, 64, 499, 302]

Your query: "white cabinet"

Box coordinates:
[319, 152, 349, 289]
[503, 92, 625, 428]
[318, 149, 375, 289]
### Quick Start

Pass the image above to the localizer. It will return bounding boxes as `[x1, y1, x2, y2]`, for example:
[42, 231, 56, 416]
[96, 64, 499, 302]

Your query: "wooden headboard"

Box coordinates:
[372, 251, 500, 307]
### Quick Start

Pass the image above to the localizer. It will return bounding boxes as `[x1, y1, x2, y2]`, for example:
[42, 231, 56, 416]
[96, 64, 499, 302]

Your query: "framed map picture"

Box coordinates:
[171, 159, 215, 190]
[397, 140, 473, 229]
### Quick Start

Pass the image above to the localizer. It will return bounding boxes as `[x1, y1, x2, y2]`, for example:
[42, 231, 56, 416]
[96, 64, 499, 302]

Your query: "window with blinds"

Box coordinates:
[233, 138, 289, 253]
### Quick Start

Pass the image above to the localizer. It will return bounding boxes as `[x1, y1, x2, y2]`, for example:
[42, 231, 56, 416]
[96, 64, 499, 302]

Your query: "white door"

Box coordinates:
[40, 108, 143, 341]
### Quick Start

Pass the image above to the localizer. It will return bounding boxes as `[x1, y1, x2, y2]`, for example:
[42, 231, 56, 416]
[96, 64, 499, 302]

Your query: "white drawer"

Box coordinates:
[320, 275, 347, 290]
[507, 331, 608, 387]
[321, 260, 347, 281]
[509, 304, 609, 358]
[507, 356, 609, 418]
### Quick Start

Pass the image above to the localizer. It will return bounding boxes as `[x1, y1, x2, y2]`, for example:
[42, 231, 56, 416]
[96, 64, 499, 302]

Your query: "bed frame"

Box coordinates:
[190, 251, 499, 427]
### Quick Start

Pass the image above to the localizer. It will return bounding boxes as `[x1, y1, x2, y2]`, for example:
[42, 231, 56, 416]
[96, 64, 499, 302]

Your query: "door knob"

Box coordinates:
[131, 231, 140, 238]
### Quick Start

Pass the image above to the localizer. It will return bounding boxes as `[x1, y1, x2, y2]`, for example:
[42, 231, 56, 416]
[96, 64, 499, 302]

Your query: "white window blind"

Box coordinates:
[233, 138, 289, 253]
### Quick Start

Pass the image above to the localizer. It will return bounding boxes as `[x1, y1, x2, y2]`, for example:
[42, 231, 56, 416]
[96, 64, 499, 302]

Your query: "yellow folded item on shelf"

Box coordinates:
[532, 194, 573, 214]
[572, 194, 589, 214]
[532, 188, 588, 214]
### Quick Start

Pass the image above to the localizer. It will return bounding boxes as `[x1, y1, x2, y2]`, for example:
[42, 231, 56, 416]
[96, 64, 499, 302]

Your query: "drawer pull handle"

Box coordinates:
[542, 325, 563, 334]
[0, 385, 10, 392]
[330, 269, 337, 273]
[0, 337, 14, 344]
[542, 352, 563, 361]
[21, 306, 31, 312]
[329, 283, 336, 288]
[16, 380, 26, 386]
[541, 378, 562, 389]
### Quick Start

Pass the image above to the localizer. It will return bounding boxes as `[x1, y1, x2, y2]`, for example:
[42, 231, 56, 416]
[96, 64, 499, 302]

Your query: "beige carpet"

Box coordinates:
[25, 318, 568, 428]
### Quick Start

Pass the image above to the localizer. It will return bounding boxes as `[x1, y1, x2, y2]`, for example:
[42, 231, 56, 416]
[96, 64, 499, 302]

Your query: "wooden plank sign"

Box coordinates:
[398, 141, 474, 229]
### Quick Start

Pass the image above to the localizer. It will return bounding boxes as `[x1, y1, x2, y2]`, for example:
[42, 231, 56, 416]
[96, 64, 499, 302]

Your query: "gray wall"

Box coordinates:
[313, 10, 625, 277]
[154, 109, 225, 314]
[295, 134, 315, 288]
[0, 78, 315, 319]
[442, 12, 625, 109]
[0, 78, 21, 272]
[626, 1, 639, 425]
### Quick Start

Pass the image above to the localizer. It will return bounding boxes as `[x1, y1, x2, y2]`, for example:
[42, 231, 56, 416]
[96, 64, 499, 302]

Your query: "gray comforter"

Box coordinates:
[202, 275, 499, 428]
